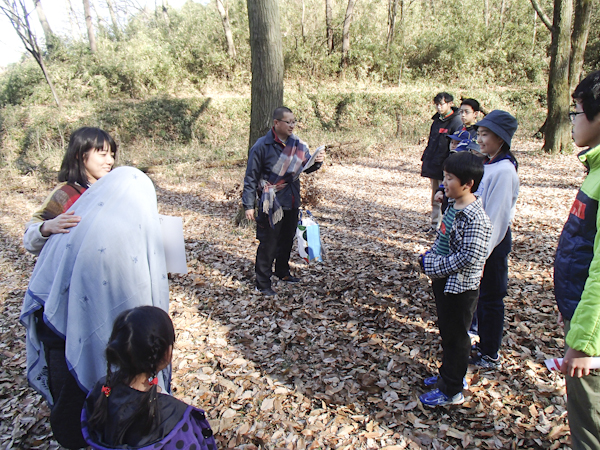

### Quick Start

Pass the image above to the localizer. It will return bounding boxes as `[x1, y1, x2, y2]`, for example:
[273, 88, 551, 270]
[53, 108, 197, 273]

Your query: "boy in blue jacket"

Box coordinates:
[419, 151, 492, 407]
[555, 69, 600, 449]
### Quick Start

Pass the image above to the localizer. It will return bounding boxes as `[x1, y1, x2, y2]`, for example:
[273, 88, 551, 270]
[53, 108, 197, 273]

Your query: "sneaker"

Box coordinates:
[423, 225, 439, 235]
[255, 287, 277, 296]
[276, 274, 301, 283]
[470, 354, 501, 369]
[424, 376, 468, 390]
[419, 389, 464, 407]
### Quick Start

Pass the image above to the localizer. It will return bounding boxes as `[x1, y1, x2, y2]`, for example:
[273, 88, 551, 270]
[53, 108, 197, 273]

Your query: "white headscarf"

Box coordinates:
[21, 166, 170, 403]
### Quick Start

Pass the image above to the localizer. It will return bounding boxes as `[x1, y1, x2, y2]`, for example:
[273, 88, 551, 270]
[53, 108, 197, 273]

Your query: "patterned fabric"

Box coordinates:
[260, 133, 310, 228]
[82, 382, 217, 450]
[29, 183, 87, 224]
[424, 197, 492, 294]
[21, 167, 170, 404]
[435, 206, 457, 256]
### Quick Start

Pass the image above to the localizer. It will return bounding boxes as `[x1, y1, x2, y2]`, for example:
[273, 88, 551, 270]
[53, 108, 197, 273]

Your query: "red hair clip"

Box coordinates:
[101, 385, 111, 397]
[148, 376, 158, 386]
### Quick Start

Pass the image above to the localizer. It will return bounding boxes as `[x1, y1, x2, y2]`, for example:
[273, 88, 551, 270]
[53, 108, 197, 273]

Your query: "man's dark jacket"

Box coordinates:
[242, 130, 321, 211]
[421, 107, 463, 180]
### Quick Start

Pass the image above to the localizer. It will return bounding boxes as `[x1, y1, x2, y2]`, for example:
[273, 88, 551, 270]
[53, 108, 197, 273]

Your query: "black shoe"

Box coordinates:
[277, 275, 301, 283]
[255, 287, 277, 296]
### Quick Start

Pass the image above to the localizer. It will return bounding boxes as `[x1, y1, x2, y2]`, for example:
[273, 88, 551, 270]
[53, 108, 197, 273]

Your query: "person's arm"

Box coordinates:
[23, 185, 81, 255]
[480, 164, 518, 256]
[242, 145, 263, 221]
[423, 213, 492, 278]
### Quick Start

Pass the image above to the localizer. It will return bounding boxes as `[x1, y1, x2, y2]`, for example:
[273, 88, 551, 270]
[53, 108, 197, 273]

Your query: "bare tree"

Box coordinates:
[325, 0, 333, 53]
[483, 0, 489, 26]
[386, 0, 398, 52]
[215, 0, 236, 58]
[83, 0, 97, 52]
[33, 0, 53, 47]
[91, 0, 106, 28]
[106, 0, 121, 38]
[529, 0, 593, 153]
[340, 0, 356, 69]
[246, 0, 284, 150]
[0, 0, 60, 107]
[65, 0, 82, 39]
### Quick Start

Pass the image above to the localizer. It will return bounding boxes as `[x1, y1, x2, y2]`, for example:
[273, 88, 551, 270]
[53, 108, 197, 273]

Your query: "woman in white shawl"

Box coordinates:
[21, 166, 169, 448]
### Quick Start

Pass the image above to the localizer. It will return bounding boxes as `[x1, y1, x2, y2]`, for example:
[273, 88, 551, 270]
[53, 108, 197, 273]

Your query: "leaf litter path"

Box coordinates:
[0, 142, 584, 449]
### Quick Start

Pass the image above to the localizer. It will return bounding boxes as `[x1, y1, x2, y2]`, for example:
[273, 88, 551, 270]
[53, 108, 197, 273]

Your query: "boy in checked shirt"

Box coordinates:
[418, 151, 492, 407]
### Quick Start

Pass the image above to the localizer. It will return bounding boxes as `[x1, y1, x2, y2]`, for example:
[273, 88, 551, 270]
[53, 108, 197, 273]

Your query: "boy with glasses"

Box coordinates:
[555, 70, 600, 449]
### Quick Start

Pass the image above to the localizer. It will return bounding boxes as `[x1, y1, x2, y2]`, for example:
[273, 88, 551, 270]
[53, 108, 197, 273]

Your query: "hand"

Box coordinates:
[40, 211, 81, 237]
[434, 191, 444, 203]
[557, 311, 564, 328]
[561, 347, 594, 378]
[245, 209, 255, 221]
[315, 150, 325, 163]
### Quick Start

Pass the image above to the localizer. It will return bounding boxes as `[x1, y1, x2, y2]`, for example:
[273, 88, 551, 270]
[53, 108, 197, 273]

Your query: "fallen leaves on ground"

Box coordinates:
[0, 140, 582, 449]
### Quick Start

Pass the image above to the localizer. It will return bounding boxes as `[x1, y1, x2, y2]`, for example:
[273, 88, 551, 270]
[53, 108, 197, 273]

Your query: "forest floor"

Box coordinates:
[0, 140, 582, 449]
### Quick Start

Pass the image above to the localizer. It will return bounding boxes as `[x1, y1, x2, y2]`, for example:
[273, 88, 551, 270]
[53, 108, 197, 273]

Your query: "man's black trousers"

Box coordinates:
[432, 278, 479, 397]
[255, 208, 298, 289]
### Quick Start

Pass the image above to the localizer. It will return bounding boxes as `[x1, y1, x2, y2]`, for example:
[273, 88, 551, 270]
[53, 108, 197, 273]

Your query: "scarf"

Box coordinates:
[260, 135, 310, 228]
[21, 167, 170, 403]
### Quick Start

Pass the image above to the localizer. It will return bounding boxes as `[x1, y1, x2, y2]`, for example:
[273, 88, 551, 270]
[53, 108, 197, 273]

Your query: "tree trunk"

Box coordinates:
[33, 0, 53, 47]
[106, 0, 121, 39]
[543, 0, 572, 153]
[301, 0, 306, 43]
[246, 0, 284, 151]
[325, 0, 333, 53]
[83, 0, 97, 53]
[386, 0, 398, 53]
[568, 0, 592, 91]
[91, 0, 106, 28]
[65, 0, 81, 39]
[340, 0, 356, 69]
[532, 9, 537, 54]
[215, 0, 236, 58]
[484, 0, 489, 27]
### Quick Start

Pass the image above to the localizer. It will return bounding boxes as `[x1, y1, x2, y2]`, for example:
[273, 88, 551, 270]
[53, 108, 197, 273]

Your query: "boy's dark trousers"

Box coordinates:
[477, 228, 511, 358]
[255, 208, 298, 289]
[432, 278, 479, 397]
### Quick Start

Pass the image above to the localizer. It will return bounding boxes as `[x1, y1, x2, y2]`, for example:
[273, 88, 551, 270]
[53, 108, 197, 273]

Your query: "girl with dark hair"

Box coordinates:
[82, 306, 216, 449]
[22, 164, 170, 448]
[24, 127, 117, 255]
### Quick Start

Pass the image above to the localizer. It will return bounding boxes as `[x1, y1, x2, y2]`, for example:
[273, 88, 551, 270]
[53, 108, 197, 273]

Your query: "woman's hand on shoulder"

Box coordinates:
[40, 211, 81, 237]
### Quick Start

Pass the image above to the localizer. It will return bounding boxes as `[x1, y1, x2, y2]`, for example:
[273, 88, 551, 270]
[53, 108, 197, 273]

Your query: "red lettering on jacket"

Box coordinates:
[440, 222, 447, 234]
[439, 128, 448, 134]
[570, 199, 586, 220]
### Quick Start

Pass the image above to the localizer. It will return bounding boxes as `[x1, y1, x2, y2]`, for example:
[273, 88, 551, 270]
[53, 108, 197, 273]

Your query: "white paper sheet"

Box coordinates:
[545, 357, 600, 371]
[159, 214, 188, 274]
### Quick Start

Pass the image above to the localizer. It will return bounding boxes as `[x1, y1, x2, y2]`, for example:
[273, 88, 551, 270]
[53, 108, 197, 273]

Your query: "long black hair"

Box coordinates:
[88, 306, 175, 441]
[58, 127, 117, 188]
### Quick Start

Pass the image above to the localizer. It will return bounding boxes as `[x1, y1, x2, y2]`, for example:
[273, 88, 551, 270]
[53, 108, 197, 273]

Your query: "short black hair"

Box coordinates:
[443, 151, 485, 192]
[434, 92, 454, 104]
[573, 70, 600, 121]
[273, 106, 293, 120]
[460, 98, 486, 114]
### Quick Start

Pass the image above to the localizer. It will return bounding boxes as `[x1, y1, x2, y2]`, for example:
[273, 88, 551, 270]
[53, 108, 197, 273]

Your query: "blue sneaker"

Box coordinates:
[424, 376, 468, 390]
[419, 389, 464, 407]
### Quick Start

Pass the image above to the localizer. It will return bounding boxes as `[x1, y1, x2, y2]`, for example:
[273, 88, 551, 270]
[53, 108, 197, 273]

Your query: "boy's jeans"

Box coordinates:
[564, 320, 600, 450]
[432, 278, 479, 397]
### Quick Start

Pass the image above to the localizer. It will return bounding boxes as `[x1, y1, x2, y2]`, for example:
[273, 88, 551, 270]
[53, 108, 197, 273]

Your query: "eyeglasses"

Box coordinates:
[278, 119, 296, 126]
[459, 109, 474, 115]
[569, 111, 585, 122]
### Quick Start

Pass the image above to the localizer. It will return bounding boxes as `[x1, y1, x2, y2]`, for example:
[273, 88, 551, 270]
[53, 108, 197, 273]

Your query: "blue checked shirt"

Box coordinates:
[423, 196, 493, 294]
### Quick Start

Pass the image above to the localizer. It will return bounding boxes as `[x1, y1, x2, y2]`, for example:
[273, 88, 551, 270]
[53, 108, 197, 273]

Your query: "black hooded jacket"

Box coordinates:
[420, 107, 463, 180]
